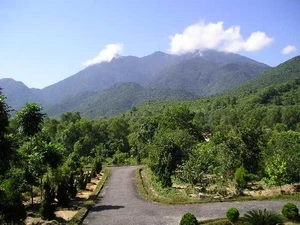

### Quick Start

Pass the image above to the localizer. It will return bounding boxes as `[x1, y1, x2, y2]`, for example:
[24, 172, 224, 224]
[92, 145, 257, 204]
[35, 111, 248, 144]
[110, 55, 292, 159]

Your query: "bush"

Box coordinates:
[226, 207, 239, 223]
[282, 202, 299, 221]
[179, 212, 198, 225]
[86, 172, 91, 183]
[0, 177, 27, 223]
[40, 201, 55, 220]
[68, 173, 78, 199]
[243, 209, 283, 225]
[1, 201, 26, 223]
[40, 178, 55, 220]
[57, 181, 69, 207]
[234, 166, 249, 192]
[94, 160, 102, 174]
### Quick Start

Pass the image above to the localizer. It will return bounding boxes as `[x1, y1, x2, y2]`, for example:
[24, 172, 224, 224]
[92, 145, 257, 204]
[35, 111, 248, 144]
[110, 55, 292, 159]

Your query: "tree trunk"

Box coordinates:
[31, 185, 34, 205]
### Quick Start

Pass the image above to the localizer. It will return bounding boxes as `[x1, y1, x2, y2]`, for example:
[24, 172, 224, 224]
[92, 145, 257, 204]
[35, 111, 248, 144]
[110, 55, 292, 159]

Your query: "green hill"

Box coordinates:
[45, 82, 197, 118]
[235, 55, 300, 92]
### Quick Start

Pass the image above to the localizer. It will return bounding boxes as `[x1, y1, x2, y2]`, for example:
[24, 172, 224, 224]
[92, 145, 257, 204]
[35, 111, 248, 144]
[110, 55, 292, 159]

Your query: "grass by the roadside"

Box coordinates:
[136, 167, 204, 204]
[136, 167, 300, 205]
[67, 167, 110, 225]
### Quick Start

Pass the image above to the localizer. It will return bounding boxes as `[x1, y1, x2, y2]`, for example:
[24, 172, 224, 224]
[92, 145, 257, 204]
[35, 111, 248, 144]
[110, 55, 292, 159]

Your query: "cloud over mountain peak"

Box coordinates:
[169, 21, 273, 55]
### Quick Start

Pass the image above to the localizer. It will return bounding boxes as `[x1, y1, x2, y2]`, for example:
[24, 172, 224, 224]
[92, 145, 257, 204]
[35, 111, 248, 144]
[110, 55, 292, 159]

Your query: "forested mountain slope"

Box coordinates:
[148, 57, 268, 96]
[0, 50, 270, 114]
[45, 82, 197, 118]
[234, 55, 300, 92]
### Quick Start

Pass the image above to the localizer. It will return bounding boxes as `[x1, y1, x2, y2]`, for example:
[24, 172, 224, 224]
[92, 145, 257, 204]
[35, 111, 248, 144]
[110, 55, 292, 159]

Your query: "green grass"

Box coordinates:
[136, 167, 300, 205]
[136, 167, 211, 204]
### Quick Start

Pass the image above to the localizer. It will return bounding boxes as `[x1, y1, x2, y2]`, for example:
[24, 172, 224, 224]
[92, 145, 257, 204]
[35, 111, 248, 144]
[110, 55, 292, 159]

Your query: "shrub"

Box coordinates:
[94, 160, 102, 174]
[1, 201, 27, 223]
[40, 178, 55, 220]
[57, 181, 69, 207]
[179, 212, 198, 225]
[234, 166, 249, 192]
[282, 202, 299, 221]
[86, 172, 92, 183]
[226, 207, 239, 223]
[40, 201, 55, 220]
[243, 209, 283, 225]
[77, 170, 88, 190]
[0, 177, 27, 223]
[68, 173, 78, 199]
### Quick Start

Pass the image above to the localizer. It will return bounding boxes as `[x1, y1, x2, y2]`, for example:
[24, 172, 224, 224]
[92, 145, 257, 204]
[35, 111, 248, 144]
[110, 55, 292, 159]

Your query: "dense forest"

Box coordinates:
[1, 74, 300, 223]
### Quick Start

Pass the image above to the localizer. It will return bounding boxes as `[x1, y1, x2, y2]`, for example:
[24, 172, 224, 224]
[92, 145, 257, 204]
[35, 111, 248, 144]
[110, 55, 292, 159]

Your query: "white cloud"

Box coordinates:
[84, 43, 123, 66]
[169, 21, 273, 55]
[281, 45, 297, 55]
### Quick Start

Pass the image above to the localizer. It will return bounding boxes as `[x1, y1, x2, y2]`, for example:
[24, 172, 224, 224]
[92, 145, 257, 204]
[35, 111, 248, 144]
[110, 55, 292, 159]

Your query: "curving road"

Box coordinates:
[83, 166, 299, 225]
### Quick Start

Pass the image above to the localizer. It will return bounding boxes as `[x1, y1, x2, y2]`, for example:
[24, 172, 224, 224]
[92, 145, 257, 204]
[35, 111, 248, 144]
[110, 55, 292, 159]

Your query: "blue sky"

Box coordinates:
[0, 0, 299, 88]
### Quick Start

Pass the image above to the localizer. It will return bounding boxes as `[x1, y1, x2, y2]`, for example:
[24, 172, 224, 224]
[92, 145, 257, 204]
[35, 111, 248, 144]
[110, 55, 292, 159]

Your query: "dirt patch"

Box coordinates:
[245, 184, 296, 197]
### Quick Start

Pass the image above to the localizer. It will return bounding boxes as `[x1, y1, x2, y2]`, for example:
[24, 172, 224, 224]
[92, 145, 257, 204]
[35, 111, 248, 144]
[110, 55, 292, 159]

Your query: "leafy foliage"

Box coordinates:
[57, 181, 69, 207]
[1, 55, 300, 222]
[179, 212, 198, 225]
[226, 207, 240, 223]
[282, 202, 299, 221]
[243, 209, 283, 225]
[234, 166, 249, 192]
[149, 128, 195, 187]
[40, 177, 55, 220]
[0, 92, 12, 175]
[181, 143, 218, 186]
[0, 168, 27, 223]
[16, 102, 45, 136]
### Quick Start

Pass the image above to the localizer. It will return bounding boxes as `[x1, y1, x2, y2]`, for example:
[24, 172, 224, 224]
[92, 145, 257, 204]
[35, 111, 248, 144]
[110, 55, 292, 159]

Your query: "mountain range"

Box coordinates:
[0, 50, 275, 117]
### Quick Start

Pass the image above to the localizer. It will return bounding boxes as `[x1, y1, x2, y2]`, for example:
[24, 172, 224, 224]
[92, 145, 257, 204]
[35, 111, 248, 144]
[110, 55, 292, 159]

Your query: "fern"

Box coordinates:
[243, 209, 283, 225]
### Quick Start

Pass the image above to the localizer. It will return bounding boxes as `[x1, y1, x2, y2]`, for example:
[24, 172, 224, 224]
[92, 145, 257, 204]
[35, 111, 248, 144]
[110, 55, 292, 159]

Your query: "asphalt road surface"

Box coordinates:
[83, 166, 299, 225]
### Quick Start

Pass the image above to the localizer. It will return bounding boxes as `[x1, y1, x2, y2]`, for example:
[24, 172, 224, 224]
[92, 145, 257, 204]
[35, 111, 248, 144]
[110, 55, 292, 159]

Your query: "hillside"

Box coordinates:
[148, 57, 269, 96]
[45, 82, 197, 118]
[0, 78, 44, 109]
[234, 55, 300, 92]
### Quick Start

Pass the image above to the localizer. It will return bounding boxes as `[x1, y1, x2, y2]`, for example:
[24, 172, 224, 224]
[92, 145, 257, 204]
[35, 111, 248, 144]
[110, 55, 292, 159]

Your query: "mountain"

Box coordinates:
[46, 82, 197, 118]
[0, 50, 272, 116]
[0, 78, 43, 109]
[38, 50, 270, 104]
[40, 51, 180, 104]
[148, 51, 270, 96]
[234, 55, 300, 92]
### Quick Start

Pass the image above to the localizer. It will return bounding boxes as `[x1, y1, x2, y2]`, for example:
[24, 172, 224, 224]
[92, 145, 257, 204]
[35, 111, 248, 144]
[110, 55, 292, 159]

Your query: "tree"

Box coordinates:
[265, 154, 288, 187]
[0, 92, 12, 175]
[57, 180, 69, 207]
[264, 131, 300, 184]
[181, 143, 219, 186]
[0, 168, 27, 223]
[162, 105, 204, 141]
[16, 103, 45, 137]
[216, 133, 246, 175]
[107, 117, 130, 153]
[149, 128, 195, 187]
[16, 103, 47, 202]
[238, 120, 262, 174]
[234, 166, 249, 193]
[40, 177, 55, 220]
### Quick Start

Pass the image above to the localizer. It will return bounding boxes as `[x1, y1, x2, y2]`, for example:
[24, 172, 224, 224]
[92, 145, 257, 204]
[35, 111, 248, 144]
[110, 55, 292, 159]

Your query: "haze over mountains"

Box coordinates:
[0, 50, 275, 117]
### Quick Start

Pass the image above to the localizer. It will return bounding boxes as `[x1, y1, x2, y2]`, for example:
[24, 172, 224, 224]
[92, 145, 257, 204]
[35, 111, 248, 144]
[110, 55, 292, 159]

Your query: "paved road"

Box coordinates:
[83, 166, 299, 225]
